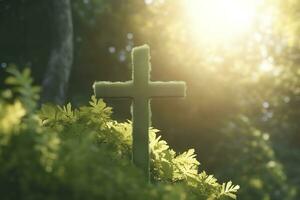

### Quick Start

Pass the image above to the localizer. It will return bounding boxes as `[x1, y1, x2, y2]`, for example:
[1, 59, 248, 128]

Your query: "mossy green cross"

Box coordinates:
[93, 44, 186, 181]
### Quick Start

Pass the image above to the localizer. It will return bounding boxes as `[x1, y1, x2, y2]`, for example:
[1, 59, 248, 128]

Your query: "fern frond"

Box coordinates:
[220, 181, 240, 199]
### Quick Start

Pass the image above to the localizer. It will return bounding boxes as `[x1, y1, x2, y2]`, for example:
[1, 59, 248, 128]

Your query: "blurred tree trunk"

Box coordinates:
[41, 0, 73, 104]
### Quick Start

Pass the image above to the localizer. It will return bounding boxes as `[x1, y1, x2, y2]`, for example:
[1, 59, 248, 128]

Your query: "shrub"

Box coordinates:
[211, 116, 296, 200]
[0, 67, 239, 200]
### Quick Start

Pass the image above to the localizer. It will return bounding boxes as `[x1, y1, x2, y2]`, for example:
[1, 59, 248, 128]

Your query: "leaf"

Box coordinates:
[220, 181, 240, 199]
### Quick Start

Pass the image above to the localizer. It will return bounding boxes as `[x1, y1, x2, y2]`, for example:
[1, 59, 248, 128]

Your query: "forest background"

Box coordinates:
[1, 0, 300, 199]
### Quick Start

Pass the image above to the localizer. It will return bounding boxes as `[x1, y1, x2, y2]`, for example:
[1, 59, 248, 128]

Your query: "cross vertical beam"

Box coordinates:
[133, 45, 150, 88]
[132, 46, 151, 179]
[93, 45, 186, 181]
[132, 97, 150, 179]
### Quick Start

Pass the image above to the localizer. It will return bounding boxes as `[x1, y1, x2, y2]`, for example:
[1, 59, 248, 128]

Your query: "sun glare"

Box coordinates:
[185, 0, 260, 42]
[259, 59, 274, 72]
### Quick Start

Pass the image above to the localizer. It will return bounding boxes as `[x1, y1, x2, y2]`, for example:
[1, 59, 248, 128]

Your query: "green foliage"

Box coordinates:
[0, 68, 239, 199]
[2, 0, 300, 199]
[4, 65, 40, 112]
[211, 116, 297, 200]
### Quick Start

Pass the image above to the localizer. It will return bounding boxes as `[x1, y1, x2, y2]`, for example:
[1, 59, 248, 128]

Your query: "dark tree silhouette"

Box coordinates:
[41, 0, 73, 104]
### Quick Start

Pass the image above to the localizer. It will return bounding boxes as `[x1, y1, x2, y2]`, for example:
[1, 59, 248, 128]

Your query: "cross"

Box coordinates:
[93, 45, 186, 181]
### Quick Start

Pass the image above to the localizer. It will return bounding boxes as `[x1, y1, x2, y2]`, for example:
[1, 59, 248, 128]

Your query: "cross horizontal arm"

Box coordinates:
[149, 81, 186, 98]
[93, 81, 134, 98]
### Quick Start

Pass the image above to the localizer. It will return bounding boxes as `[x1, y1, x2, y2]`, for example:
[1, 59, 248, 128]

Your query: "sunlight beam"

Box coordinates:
[184, 0, 260, 42]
